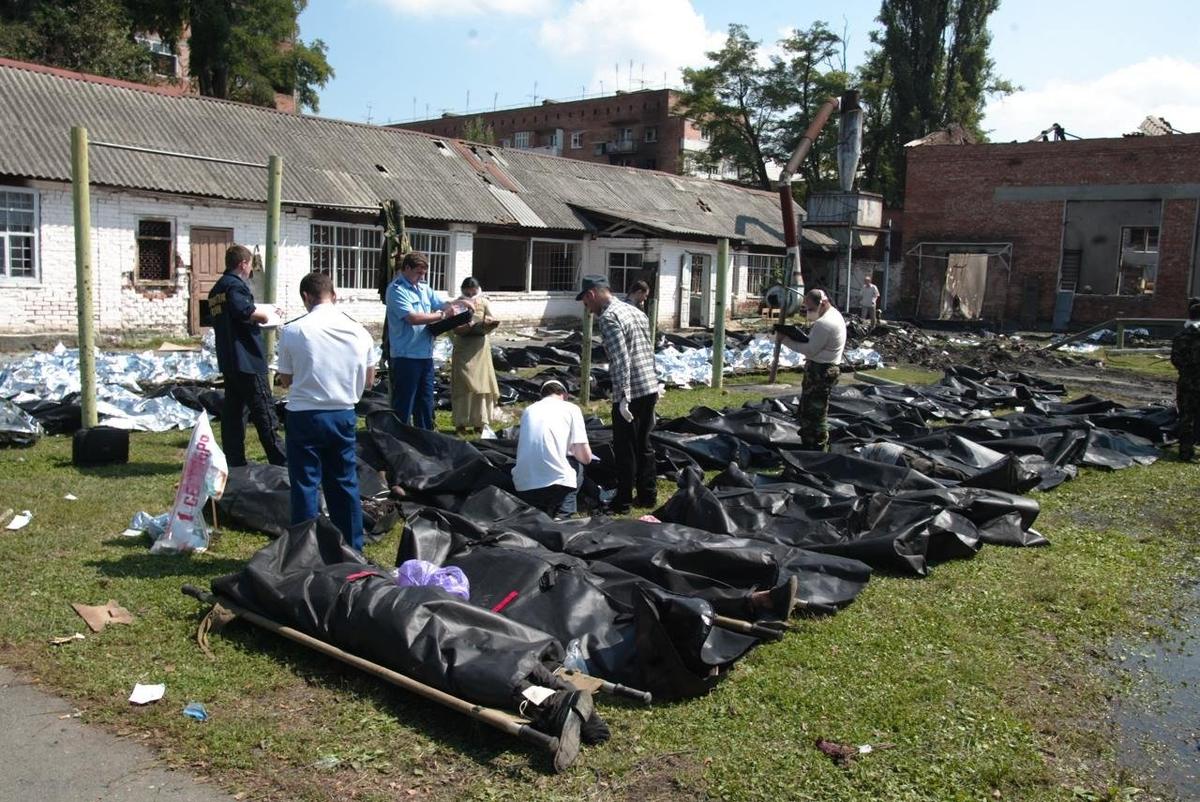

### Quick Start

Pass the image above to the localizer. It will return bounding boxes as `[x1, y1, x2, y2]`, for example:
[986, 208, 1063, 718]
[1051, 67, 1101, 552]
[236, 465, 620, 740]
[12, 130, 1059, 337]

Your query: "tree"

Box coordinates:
[0, 0, 151, 80]
[768, 22, 852, 194]
[462, 116, 497, 145]
[676, 25, 782, 190]
[858, 0, 1014, 204]
[147, 0, 333, 112]
[1, 0, 333, 112]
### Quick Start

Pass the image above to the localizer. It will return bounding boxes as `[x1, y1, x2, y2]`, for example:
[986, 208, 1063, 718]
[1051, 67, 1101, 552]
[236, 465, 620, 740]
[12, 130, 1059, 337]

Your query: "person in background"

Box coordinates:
[385, 252, 472, 429]
[1170, 301, 1200, 462]
[860, 275, 880, 327]
[276, 272, 375, 550]
[578, 274, 658, 513]
[450, 276, 500, 435]
[626, 280, 650, 312]
[777, 288, 846, 452]
[512, 379, 593, 518]
[208, 244, 286, 467]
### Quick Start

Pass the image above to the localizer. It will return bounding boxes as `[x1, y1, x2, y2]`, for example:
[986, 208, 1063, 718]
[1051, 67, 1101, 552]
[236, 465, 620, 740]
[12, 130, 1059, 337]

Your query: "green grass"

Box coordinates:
[0, 363, 1195, 800]
[1099, 350, 1176, 379]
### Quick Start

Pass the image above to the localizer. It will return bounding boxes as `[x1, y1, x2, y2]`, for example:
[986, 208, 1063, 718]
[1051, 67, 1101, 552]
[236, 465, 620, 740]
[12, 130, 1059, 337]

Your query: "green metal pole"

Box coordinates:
[580, 308, 593, 406]
[263, 154, 282, 371]
[711, 238, 729, 389]
[70, 126, 97, 429]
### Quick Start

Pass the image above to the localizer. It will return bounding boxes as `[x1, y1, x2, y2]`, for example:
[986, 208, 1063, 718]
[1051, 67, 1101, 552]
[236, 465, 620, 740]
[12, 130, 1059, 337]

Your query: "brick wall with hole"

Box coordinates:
[903, 134, 1200, 327]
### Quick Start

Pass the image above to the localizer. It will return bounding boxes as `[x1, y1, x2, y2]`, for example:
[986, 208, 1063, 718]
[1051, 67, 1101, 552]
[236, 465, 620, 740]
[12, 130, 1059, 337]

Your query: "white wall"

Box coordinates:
[0, 182, 764, 336]
[0, 182, 314, 335]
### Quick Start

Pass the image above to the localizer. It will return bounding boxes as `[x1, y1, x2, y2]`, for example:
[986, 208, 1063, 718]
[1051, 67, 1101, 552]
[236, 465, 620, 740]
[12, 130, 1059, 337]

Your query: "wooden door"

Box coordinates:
[189, 227, 234, 334]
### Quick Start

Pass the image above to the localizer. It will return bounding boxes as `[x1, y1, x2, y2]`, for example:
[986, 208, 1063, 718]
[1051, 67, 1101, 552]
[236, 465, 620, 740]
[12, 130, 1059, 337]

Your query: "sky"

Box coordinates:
[297, 0, 1200, 142]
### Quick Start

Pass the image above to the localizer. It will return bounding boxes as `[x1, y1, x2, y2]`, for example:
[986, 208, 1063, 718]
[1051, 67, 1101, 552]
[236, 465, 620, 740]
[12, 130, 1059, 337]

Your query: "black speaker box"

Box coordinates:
[72, 426, 130, 466]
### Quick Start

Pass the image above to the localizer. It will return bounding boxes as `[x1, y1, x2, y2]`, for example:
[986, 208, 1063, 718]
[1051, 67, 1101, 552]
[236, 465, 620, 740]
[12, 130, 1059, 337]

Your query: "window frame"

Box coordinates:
[134, 218, 176, 284]
[310, 221, 451, 293]
[1116, 225, 1160, 296]
[0, 187, 39, 282]
[528, 238, 580, 293]
[644, 126, 658, 143]
[570, 131, 583, 149]
[606, 250, 644, 295]
[513, 131, 531, 149]
[742, 253, 782, 297]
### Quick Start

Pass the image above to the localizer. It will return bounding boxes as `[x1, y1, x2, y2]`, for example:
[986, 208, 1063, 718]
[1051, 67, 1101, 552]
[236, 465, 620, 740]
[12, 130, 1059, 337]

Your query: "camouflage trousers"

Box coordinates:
[1178, 378, 1200, 458]
[799, 361, 840, 451]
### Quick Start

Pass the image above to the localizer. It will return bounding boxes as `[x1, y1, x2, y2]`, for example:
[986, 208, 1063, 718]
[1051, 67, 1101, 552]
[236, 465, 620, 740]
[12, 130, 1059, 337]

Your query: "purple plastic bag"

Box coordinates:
[394, 559, 470, 601]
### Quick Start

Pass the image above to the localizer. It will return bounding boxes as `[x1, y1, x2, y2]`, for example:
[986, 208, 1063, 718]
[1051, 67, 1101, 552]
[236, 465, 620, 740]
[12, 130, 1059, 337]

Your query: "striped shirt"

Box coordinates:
[597, 298, 658, 403]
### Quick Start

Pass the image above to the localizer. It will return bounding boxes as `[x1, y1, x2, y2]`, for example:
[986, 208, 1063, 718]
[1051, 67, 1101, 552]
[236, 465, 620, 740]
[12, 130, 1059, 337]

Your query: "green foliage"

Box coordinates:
[0, 0, 152, 80]
[676, 24, 781, 190]
[860, 0, 1016, 203]
[0, 0, 333, 112]
[462, 116, 497, 145]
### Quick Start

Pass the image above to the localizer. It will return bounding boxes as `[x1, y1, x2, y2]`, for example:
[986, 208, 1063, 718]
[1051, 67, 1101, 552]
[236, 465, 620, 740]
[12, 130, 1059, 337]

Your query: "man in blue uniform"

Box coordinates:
[385, 251, 471, 429]
[277, 272, 376, 549]
[207, 244, 286, 466]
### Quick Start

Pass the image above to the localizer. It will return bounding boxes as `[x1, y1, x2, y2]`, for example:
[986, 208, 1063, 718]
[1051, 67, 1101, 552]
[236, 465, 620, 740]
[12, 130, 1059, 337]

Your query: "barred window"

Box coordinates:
[136, 219, 173, 282]
[311, 222, 448, 291]
[607, 251, 643, 294]
[409, 230, 450, 292]
[530, 240, 578, 292]
[744, 253, 782, 297]
[0, 189, 37, 280]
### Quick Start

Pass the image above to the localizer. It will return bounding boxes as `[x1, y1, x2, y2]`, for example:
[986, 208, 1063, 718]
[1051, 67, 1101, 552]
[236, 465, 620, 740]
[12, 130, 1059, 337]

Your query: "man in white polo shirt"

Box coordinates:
[513, 379, 593, 518]
[277, 271, 376, 550]
[776, 288, 846, 451]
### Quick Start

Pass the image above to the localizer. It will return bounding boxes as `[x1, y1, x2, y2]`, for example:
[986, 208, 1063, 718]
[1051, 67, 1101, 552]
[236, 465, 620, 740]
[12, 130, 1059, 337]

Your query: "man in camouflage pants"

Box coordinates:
[1170, 301, 1200, 461]
[776, 289, 847, 451]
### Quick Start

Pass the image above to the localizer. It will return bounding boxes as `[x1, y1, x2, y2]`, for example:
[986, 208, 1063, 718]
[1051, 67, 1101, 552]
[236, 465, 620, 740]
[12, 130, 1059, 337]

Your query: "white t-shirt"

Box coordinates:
[861, 283, 880, 307]
[796, 306, 847, 365]
[277, 303, 375, 412]
[512, 396, 590, 491]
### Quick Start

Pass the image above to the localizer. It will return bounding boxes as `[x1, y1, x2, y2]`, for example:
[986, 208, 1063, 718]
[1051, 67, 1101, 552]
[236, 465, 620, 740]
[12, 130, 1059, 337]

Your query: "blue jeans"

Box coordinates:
[390, 356, 435, 430]
[286, 408, 363, 550]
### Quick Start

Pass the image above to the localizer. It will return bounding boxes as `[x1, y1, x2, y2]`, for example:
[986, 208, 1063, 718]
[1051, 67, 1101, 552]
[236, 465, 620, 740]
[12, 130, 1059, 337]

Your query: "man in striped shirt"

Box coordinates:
[578, 275, 659, 513]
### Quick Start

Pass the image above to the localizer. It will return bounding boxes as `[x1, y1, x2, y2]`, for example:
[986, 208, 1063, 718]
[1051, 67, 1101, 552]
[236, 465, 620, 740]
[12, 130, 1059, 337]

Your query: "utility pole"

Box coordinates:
[70, 126, 97, 428]
[712, 238, 730, 389]
[580, 309, 592, 405]
[263, 155, 282, 377]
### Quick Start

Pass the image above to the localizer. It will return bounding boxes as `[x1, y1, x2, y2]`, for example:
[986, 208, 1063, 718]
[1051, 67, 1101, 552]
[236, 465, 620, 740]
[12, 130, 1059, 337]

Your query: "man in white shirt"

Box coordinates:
[277, 271, 376, 550]
[512, 380, 594, 518]
[861, 276, 881, 327]
[777, 288, 846, 451]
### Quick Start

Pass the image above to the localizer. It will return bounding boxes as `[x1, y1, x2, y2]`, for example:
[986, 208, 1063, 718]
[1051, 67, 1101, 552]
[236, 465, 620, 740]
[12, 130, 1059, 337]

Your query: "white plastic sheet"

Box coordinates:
[0, 342, 221, 432]
[653, 335, 881, 388]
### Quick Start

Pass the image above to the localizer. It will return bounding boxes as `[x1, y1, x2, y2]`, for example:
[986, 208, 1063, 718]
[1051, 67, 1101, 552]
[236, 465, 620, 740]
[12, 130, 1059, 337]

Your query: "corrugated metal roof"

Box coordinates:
[0, 61, 805, 248]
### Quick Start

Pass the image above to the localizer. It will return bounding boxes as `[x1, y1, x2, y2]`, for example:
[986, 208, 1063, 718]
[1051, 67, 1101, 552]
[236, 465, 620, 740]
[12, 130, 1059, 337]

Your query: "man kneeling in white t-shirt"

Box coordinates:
[512, 380, 593, 518]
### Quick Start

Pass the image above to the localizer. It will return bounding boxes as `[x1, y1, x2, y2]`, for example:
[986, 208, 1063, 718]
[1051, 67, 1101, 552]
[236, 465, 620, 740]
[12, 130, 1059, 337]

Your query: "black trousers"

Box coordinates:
[221, 370, 286, 467]
[612, 393, 658, 506]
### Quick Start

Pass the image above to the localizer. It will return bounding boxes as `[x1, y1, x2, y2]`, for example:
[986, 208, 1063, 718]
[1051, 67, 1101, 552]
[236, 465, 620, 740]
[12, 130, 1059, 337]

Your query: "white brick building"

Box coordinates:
[0, 58, 837, 337]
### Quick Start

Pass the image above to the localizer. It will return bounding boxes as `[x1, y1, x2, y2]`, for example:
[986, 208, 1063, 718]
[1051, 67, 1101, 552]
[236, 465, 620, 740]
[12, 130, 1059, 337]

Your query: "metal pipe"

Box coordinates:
[844, 227, 854, 311]
[90, 140, 267, 169]
[70, 126, 97, 428]
[180, 585, 559, 753]
[263, 155, 282, 373]
[580, 307, 593, 405]
[881, 219, 893, 313]
[712, 238, 729, 388]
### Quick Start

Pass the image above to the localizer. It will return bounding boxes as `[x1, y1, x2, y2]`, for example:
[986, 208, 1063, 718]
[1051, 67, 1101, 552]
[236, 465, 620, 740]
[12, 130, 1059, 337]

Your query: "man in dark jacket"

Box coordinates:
[208, 244, 286, 466]
[1170, 301, 1200, 461]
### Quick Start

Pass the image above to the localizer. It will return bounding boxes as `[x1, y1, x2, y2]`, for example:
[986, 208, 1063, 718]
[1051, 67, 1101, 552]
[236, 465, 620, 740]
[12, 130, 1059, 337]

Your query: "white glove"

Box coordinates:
[617, 400, 633, 423]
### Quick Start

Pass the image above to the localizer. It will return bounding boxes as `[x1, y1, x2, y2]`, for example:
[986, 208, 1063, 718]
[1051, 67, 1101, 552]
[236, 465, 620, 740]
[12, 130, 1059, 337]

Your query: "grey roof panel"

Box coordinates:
[0, 61, 799, 247]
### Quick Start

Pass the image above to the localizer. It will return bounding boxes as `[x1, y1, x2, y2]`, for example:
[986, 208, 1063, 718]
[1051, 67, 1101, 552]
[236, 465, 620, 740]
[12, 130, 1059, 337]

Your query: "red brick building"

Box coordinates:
[902, 133, 1200, 329]
[393, 88, 721, 177]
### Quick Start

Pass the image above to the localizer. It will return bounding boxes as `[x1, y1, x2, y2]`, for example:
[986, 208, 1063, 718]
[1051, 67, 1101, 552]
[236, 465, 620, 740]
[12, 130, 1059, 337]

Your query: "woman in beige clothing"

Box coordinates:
[450, 276, 500, 434]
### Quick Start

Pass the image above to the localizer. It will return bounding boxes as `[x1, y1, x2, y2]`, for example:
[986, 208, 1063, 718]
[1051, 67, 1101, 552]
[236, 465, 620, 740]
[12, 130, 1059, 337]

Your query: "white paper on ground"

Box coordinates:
[129, 683, 166, 705]
[63, 493, 78, 501]
[5, 510, 31, 530]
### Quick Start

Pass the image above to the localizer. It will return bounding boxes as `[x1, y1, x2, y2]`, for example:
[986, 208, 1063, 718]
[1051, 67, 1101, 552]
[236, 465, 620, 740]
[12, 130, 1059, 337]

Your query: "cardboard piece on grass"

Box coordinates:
[71, 600, 135, 633]
[6, 510, 32, 530]
[129, 683, 165, 705]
